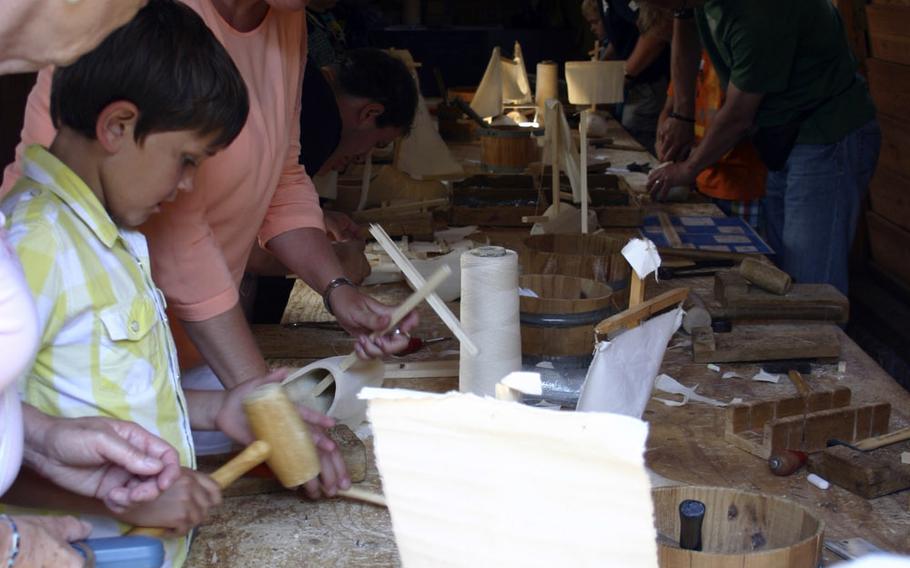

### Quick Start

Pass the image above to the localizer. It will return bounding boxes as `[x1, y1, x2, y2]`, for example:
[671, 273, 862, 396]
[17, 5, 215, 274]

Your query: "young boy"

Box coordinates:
[0, 1, 250, 566]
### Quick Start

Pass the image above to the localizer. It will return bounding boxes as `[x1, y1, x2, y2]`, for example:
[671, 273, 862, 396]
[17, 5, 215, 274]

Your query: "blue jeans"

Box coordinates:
[762, 119, 881, 295]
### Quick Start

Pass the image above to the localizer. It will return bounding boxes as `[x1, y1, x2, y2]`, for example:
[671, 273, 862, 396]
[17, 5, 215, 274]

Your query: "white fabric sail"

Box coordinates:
[362, 388, 659, 568]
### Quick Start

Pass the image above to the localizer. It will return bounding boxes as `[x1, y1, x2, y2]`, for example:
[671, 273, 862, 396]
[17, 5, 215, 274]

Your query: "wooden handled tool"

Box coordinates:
[129, 386, 387, 536]
[852, 427, 910, 451]
[243, 383, 387, 505]
[128, 440, 272, 537]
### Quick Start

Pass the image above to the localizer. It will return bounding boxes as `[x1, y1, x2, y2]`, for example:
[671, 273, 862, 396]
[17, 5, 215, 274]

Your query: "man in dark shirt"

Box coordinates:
[646, 0, 879, 294]
[250, 48, 418, 322]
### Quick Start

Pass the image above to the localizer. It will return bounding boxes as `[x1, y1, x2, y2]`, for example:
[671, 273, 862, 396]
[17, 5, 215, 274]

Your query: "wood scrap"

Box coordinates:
[713, 271, 850, 323]
[809, 442, 910, 499]
[692, 323, 841, 364]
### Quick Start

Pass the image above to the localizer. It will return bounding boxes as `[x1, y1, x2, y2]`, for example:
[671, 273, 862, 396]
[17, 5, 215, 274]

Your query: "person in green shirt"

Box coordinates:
[644, 0, 880, 294]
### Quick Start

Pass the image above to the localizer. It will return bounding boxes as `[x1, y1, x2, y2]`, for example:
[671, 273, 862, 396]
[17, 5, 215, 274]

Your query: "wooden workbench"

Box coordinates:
[187, 118, 910, 567]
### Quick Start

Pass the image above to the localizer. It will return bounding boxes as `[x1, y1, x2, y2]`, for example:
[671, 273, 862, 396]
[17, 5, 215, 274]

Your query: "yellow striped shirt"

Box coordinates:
[1, 145, 194, 567]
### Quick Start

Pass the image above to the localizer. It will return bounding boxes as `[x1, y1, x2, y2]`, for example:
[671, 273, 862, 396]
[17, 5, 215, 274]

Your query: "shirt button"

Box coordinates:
[130, 321, 140, 333]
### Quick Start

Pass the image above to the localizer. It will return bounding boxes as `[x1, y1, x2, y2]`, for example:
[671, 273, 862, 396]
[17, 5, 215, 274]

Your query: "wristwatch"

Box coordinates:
[322, 276, 356, 316]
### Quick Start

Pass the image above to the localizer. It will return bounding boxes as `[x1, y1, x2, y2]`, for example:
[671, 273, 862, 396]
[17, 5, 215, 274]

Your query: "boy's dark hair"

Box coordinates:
[336, 49, 418, 135]
[50, 0, 248, 150]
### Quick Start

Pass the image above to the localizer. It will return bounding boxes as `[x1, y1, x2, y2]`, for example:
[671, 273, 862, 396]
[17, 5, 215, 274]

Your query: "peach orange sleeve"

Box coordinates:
[257, 54, 325, 247]
[141, 186, 239, 322]
[1, 67, 56, 197]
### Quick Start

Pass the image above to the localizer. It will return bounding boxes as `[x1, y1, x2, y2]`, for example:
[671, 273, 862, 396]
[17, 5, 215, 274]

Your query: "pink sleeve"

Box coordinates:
[257, 52, 325, 247]
[142, 186, 238, 323]
[1, 67, 56, 198]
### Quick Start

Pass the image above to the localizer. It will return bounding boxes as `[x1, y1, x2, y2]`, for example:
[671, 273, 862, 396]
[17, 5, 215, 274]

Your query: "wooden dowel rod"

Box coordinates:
[369, 224, 478, 356]
[580, 109, 589, 234]
[551, 109, 560, 214]
[338, 487, 388, 507]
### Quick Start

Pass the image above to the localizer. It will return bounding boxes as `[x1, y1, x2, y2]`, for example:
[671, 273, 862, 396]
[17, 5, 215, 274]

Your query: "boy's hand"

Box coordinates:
[115, 468, 221, 536]
[214, 370, 351, 498]
[10, 515, 91, 568]
[22, 405, 181, 513]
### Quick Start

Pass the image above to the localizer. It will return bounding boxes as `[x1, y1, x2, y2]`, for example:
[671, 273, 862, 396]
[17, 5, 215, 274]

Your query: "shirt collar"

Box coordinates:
[22, 145, 120, 248]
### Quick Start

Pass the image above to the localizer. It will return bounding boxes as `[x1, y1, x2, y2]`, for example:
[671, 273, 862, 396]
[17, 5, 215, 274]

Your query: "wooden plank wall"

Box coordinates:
[866, 0, 910, 288]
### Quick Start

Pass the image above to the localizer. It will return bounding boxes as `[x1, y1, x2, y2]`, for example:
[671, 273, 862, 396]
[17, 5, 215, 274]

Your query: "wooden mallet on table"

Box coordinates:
[129, 385, 386, 536]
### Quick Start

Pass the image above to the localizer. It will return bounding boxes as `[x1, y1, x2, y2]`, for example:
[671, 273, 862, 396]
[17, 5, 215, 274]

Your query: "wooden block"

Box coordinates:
[809, 443, 910, 499]
[691, 323, 841, 364]
[712, 271, 849, 323]
[328, 424, 367, 483]
[880, 114, 910, 182]
[868, 211, 910, 288]
[867, 4, 910, 65]
[871, 402, 892, 436]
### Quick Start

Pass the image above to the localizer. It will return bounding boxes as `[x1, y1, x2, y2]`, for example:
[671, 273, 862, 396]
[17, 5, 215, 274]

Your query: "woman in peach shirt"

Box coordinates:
[3, 0, 417, 496]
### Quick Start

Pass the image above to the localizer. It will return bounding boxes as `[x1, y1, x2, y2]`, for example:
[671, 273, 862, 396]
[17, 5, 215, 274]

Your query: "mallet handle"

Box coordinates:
[127, 441, 272, 537]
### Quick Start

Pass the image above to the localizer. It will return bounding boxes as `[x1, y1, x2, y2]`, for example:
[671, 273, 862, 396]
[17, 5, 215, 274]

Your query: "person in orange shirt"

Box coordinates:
[1, 0, 418, 498]
[656, 51, 766, 228]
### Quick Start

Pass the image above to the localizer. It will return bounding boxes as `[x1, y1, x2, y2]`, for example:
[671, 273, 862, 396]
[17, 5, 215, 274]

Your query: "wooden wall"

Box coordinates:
[865, 0, 910, 289]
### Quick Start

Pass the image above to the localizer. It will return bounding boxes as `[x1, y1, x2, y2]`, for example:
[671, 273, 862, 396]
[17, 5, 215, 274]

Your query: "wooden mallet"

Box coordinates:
[129, 385, 385, 536]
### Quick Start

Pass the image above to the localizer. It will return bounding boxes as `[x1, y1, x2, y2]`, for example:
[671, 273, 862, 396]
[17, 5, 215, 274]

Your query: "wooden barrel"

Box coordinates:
[519, 275, 617, 367]
[522, 234, 630, 291]
[652, 486, 824, 568]
[479, 125, 541, 173]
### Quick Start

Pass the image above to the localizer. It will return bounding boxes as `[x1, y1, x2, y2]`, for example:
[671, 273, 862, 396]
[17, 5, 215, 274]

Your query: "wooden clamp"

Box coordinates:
[595, 287, 689, 337]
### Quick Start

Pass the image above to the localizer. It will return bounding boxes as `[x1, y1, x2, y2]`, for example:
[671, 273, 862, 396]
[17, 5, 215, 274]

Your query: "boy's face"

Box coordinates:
[102, 130, 217, 228]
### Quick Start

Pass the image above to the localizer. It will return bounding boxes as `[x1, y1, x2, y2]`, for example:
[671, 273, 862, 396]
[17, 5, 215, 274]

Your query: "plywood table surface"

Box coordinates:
[189, 119, 908, 565]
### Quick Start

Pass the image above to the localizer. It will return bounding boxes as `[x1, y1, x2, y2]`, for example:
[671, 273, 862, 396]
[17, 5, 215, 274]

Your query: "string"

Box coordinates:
[459, 247, 522, 396]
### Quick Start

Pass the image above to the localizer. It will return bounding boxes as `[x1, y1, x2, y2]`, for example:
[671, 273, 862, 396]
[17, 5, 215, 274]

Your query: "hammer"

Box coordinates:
[129, 384, 385, 536]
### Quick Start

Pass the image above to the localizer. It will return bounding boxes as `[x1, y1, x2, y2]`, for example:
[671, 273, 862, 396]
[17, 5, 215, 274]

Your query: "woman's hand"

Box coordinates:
[4, 515, 91, 568]
[22, 405, 181, 513]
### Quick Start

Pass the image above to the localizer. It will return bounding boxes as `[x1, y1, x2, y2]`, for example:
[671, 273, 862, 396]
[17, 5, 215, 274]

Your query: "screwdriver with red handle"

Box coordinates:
[395, 336, 453, 356]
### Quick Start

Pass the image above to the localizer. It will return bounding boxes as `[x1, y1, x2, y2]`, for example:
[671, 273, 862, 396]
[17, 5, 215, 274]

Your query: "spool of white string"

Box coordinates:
[459, 246, 521, 396]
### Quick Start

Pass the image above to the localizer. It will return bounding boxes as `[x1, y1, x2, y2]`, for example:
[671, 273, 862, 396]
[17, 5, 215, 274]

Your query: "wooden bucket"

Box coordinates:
[519, 275, 616, 367]
[652, 486, 824, 568]
[479, 125, 541, 173]
[522, 234, 630, 291]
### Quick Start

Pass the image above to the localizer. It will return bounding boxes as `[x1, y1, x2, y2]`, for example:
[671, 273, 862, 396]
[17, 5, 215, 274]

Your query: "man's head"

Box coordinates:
[323, 48, 418, 173]
[49, 0, 249, 227]
[581, 0, 606, 41]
